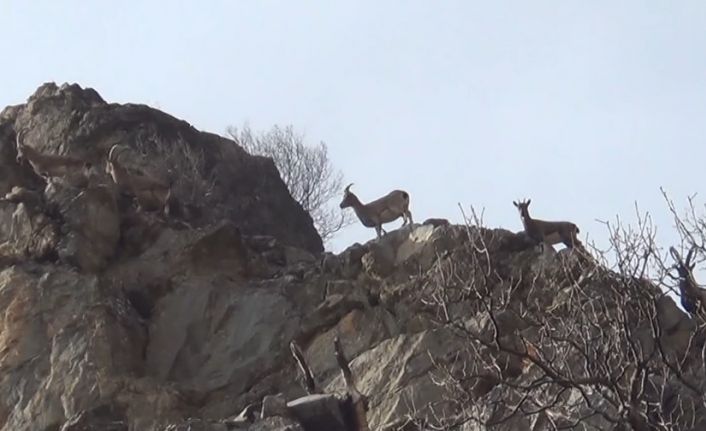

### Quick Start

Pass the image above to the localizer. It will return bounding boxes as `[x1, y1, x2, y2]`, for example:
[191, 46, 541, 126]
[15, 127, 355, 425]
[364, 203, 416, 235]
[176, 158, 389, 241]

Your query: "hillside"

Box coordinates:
[0, 84, 704, 431]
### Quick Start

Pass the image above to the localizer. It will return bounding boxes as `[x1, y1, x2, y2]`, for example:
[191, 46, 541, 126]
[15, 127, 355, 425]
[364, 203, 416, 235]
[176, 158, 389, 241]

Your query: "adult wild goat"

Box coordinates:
[513, 199, 581, 251]
[340, 183, 412, 238]
[106, 144, 173, 213]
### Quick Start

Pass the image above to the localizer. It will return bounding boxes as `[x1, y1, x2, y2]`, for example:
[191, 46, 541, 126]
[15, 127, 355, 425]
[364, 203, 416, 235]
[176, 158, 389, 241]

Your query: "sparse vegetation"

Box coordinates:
[411, 200, 706, 430]
[227, 124, 353, 243]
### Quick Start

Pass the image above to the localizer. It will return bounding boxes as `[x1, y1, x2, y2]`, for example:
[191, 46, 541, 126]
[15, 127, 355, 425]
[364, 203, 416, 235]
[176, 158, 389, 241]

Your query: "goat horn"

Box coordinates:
[686, 245, 697, 266]
[669, 247, 682, 263]
[344, 183, 354, 193]
[15, 129, 26, 147]
[107, 144, 125, 163]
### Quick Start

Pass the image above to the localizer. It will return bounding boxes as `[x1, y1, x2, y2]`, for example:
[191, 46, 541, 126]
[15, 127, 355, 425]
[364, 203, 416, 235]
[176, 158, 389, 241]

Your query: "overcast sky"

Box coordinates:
[2, 2, 705, 266]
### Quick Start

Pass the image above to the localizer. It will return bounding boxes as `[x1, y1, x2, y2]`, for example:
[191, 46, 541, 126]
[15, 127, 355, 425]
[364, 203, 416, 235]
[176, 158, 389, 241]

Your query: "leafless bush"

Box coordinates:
[227, 124, 353, 243]
[410, 199, 706, 430]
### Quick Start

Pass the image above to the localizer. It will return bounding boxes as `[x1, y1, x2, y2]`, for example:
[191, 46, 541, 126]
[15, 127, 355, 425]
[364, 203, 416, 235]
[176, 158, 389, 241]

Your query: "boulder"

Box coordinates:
[8, 82, 322, 254]
[0, 83, 703, 431]
[49, 183, 120, 272]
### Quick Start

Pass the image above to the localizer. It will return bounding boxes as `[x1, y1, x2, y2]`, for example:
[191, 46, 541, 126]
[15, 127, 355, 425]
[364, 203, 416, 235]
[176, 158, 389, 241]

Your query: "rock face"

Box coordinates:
[0, 82, 323, 260]
[0, 84, 705, 431]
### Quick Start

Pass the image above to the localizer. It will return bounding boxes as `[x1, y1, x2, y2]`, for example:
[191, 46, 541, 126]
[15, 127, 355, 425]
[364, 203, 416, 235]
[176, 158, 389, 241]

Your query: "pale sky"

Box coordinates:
[2, 1, 705, 269]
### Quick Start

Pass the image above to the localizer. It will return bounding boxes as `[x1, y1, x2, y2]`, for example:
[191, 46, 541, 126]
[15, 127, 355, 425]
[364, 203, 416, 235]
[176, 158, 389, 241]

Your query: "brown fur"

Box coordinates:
[106, 144, 171, 212]
[339, 183, 412, 238]
[513, 199, 581, 250]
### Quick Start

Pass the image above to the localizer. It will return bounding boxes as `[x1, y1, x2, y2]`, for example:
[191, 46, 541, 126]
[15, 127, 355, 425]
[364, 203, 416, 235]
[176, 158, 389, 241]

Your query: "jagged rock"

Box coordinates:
[339, 243, 368, 279]
[7, 82, 322, 253]
[182, 221, 248, 276]
[320, 252, 342, 276]
[0, 200, 58, 261]
[361, 242, 395, 279]
[60, 405, 127, 431]
[0, 266, 166, 431]
[283, 246, 316, 266]
[297, 286, 370, 345]
[324, 329, 464, 430]
[0, 83, 705, 431]
[0, 124, 43, 195]
[286, 394, 346, 430]
[260, 393, 288, 419]
[246, 416, 304, 431]
[48, 183, 120, 272]
[303, 306, 398, 384]
[422, 217, 450, 227]
[145, 280, 299, 395]
[163, 419, 228, 431]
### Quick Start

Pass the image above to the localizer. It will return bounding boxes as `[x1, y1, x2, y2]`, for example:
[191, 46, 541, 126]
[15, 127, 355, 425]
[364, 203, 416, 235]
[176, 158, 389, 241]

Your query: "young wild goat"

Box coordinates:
[15, 129, 88, 181]
[339, 183, 412, 238]
[669, 246, 706, 315]
[106, 144, 172, 213]
[513, 199, 581, 251]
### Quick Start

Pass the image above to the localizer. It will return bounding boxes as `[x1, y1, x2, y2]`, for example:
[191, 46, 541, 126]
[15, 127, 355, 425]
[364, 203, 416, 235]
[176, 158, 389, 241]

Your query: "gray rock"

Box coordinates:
[49, 183, 120, 272]
[422, 217, 450, 227]
[9, 82, 322, 253]
[261, 393, 288, 419]
[60, 405, 127, 431]
[0, 83, 704, 431]
[246, 416, 304, 431]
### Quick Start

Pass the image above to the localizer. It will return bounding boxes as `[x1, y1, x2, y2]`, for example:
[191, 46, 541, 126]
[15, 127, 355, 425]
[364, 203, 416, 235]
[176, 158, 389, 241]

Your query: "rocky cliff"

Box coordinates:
[0, 84, 704, 431]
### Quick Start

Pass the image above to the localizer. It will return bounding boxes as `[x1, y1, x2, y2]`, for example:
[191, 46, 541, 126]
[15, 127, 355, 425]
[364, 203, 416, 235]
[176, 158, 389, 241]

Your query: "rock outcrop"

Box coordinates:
[0, 82, 323, 263]
[0, 84, 704, 431]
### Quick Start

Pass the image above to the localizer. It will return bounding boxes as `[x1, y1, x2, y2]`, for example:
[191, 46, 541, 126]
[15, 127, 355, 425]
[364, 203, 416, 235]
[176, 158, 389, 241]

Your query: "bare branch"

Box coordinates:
[227, 124, 354, 244]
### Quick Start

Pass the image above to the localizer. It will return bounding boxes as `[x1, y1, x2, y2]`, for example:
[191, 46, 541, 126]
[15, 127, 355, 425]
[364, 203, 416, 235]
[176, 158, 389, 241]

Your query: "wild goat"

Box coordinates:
[339, 183, 412, 238]
[669, 246, 706, 315]
[106, 144, 172, 213]
[513, 199, 581, 250]
[15, 129, 88, 181]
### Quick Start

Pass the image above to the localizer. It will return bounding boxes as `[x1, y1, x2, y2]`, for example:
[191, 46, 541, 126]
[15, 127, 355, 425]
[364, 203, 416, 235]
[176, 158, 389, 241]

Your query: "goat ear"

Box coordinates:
[513, 201, 519, 207]
[527, 199, 531, 206]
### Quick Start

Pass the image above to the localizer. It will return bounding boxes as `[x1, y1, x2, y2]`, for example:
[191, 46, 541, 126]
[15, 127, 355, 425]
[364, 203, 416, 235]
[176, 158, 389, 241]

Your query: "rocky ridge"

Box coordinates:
[0, 84, 703, 431]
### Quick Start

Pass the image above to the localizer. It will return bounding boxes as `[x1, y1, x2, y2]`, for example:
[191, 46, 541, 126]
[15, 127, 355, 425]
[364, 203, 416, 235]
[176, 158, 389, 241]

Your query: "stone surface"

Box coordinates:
[0, 83, 704, 431]
[5, 82, 322, 254]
